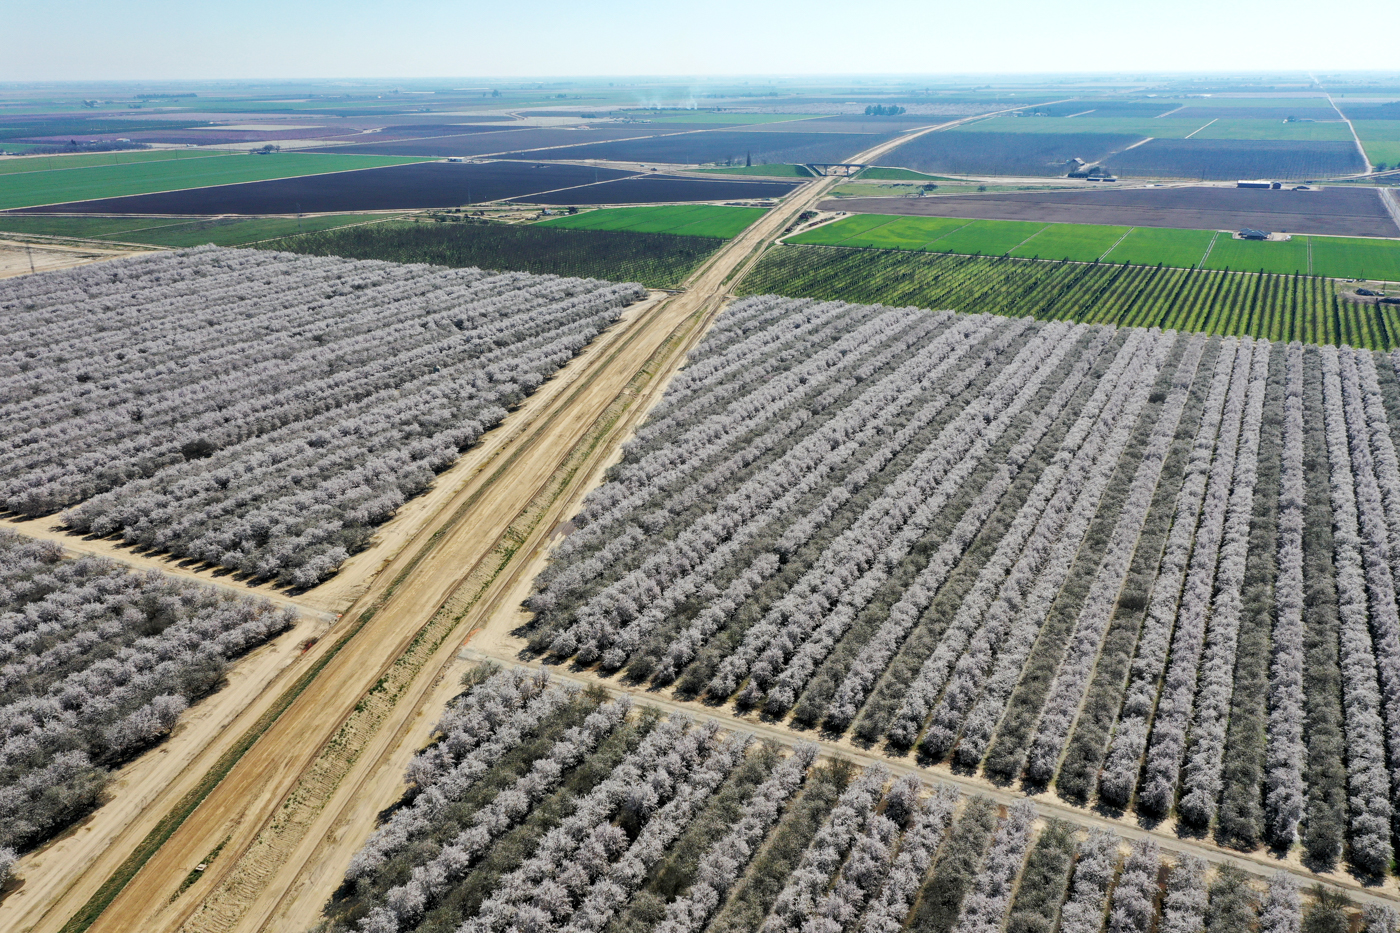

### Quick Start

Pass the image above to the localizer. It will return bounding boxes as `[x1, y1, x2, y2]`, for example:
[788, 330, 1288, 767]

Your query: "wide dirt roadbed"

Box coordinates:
[16, 108, 1025, 933]
[824, 184, 1400, 238]
[0, 239, 148, 277]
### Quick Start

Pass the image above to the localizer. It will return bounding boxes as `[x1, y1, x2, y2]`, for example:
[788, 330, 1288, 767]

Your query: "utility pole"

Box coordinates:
[26, 244, 36, 275]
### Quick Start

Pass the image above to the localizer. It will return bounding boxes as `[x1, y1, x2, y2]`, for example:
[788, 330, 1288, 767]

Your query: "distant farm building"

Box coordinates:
[1239, 228, 1270, 240]
[1237, 179, 1273, 188]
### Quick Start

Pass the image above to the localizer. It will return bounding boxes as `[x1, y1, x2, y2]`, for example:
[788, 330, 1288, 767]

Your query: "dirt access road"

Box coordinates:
[10, 108, 1034, 933]
[456, 646, 1400, 911]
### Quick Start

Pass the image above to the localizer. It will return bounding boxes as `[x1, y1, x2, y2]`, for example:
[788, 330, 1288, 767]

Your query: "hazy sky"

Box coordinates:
[6, 0, 1399, 81]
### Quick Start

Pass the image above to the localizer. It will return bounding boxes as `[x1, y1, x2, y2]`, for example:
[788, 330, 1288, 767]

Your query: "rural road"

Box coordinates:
[457, 642, 1400, 912]
[4, 104, 1083, 933]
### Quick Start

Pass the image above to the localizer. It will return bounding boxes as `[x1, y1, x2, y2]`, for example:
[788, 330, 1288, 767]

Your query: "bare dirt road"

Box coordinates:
[9, 108, 1052, 933]
[455, 644, 1400, 910]
[0, 238, 147, 278]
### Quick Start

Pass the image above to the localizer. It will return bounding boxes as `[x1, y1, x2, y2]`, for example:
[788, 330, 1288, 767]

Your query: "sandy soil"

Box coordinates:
[0, 610, 335, 933]
[13, 107, 1046, 933]
[0, 239, 148, 278]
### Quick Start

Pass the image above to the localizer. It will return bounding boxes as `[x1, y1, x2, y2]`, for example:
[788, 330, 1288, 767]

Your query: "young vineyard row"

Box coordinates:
[0, 530, 295, 859]
[528, 295, 1400, 877]
[330, 667, 1393, 933]
[0, 247, 644, 586]
[737, 245, 1398, 350]
[271, 222, 725, 289]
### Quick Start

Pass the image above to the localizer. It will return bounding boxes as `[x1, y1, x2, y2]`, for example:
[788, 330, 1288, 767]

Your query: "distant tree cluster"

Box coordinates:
[863, 106, 907, 116]
[0, 530, 295, 857]
[331, 668, 1340, 933]
[0, 247, 643, 587]
[523, 291, 1400, 879]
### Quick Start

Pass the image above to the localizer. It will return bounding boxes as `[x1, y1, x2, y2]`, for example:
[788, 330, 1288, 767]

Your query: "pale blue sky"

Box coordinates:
[5, 0, 1398, 81]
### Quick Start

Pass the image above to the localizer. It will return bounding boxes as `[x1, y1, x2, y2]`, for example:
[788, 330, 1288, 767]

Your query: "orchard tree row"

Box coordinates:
[0, 247, 644, 586]
[0, 530, 295, 859]
[527, 296, 1400, 878]
[328, 667, 1392, 933]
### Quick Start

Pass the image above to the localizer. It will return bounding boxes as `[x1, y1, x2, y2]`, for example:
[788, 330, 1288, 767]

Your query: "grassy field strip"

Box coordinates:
[538, 204, 769, 239]
[0, 152, 432, 210]
[794, 212, 1400, 280]
[0, 149, 232, 176]
[1099, 226, 1135, 260]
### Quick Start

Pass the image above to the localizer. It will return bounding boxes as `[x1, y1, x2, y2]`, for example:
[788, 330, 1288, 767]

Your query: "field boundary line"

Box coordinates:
[1328, 94, 1372, 170]
[921, 218, 978, 251]
[1155, 105, 1185, 119]
[476, 170, 650, 205]
[0, 150, 235, 179]
[1008, 223, 1052, 253]
[1308, 235, 1314, 275]
[1378, 187, 1400, 235]
[3, 158, 433, 212]
[1198, 231, 1220, 267]
[1184, 118, 1217, 139]
[245, 212, 416, 245]
[1099, 226, 1135, 261]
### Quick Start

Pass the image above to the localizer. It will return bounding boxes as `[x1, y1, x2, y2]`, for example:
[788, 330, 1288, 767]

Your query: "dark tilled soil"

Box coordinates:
[297, 125, 713, 158]
[510, 174, 801, 205]
[821, 185, 1400, 238]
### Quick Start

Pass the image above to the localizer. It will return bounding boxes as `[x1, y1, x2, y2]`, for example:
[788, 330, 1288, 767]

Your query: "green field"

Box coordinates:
[740, 244, 1400, 350]
[1102, 227, 1218, 267]
[1202, 235, 1312, 274]
[1009, 223, 1130, 261]
[1310, 235, 1400, 280]
[1353, 121, 1400, 168]
[927, 219, 1046, 255]
[0, 152, 430, 210]
[858, 167, 958, 181]
[536, 204, 764, 238]
[785, 212, 1400, 280]
[691, 164, 814, 177]
[0, 149, 229, 176]
[1192, 119, 1355, 142]
[0, 212, 395, 247]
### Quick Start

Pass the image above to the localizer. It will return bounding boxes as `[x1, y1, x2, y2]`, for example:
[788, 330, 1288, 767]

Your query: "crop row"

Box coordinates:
[529, 294, 1400, 878]
[328, 667, 1395, 933]
[0, 529, 295, 861]
[737, 245, 1398, 350]
[0, 247, 644, 586]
